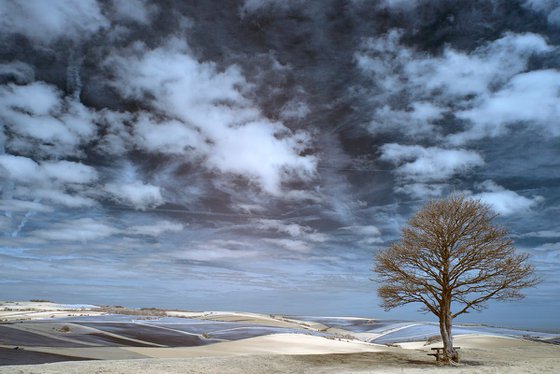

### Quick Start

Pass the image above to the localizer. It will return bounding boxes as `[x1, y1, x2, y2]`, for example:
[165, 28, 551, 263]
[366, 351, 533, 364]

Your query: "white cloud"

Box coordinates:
[133, 114, 205, 155]
[105, 182, 163, 210]
[339, 225, 383, 245]
[380, 144, 484, 181]
[0, 155, 95, 186]
[0, 81, 61, 115]
[405, 32, 552, 98]
[26, 217, 184, 243]
[263, 238, 312, 252]
[26, 189, 96, 208]
[395, 183, 447, 199]
[452, 69, 560, 143]
[470, 180, 544, 216]
[176, 240, 258, 261]
[369, 102, 444, 137]
[128, 221, 184, 236]
[281, 189, 323, 203]
[256, 219, 310, 236]
[41, 161, 98, 184]
[31, 218, 119, 241]
[231, 203, 266, 214]
[103, 162, 164, 210]
[96, 110, 134, 156]
[254, 219, 328, 242]
[355, 29, 409, 94]
[340, 225, 381, 237]
[0, 154, 41, 183]
[0, 156, 98, 209]
[107, 38, 316, 195]
[522, 230, 560, 238]
[0, 0, 109, 44]
[110, 0, 158, 24]
[0, 82, 98, 157]
[355, 31, 554, 139]
[0, 199, 53, 212]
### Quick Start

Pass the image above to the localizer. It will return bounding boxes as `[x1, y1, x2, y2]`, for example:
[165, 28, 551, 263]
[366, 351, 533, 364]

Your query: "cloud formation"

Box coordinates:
[470, 180, 544, 216]
[454, 69, 560, 143]
[0, 82, 97, 158]
[356, 30, 555, 142]
[380, 144, 484, 181]
[107, 39, 317, 196]
[356, 26, 558, 207]
[0, 0, 108, 44]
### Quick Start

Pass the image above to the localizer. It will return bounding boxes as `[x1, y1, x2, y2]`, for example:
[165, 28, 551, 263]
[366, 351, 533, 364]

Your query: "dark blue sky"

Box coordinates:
[0, 0, 559, 331]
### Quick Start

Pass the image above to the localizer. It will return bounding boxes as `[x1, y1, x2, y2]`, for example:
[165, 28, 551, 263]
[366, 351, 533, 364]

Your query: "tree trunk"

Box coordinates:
[439, 307, 459, 364]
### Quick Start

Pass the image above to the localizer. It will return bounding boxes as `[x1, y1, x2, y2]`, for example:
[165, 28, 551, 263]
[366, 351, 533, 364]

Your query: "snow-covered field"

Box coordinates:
[1, 302, 559, 373]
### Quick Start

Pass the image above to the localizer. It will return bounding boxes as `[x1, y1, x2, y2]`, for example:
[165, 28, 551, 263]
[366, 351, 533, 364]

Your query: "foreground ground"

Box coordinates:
[0, 301, 559, 373]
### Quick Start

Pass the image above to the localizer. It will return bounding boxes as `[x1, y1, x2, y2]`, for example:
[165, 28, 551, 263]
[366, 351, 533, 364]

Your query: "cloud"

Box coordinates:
[176, 240, 259, 262]
[0, 82, 98, 158]
[16, 187, 96, 208]
[0, 200, 53, 213]
[339, 225, 383, 245]
[521, 229, 560, 238]
[0, 0, 109, 44]
[340, 225, 381, 237]
[41, 161, 98, 184]
[395, 183, 447, 199]
[0, 155, 98, 208]
[0, 154, 41, 183]
[30, 218, 119, 242]
[380, 144, 484, 181]
[96, 110, 134, 156]
[110, 0, 158, 25]
[355, 31, 554, 140]
[133, 113, 205, 155]
[106, 38, 316, 195]
[231, 203, 267, 214]
[105, 182, 163, 210]
[255, 219, 311, 236]
[23, 216, 184, 243]
[254, 219, 328, 242]
[523, 0, 560, 25]
[527, 243, 560, 275]
[0, 156, 97, 185]
[128, 221, 184, 236]
[452, 70, 560, 143]
[263, 238, 312, 253]
[369, 102, 444, 137]
[0, 61, 35, 84]
[405, 32, 552, 98]
[470, 180, 544, 216]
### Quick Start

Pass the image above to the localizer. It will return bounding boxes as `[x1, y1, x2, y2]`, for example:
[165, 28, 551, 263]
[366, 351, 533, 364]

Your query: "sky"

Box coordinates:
[0, 0, 559, 331]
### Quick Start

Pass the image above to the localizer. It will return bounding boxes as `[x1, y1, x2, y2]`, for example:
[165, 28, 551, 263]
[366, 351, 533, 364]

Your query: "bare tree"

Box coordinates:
[373, 195, 539, 364]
